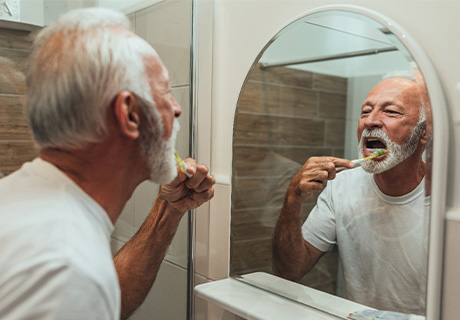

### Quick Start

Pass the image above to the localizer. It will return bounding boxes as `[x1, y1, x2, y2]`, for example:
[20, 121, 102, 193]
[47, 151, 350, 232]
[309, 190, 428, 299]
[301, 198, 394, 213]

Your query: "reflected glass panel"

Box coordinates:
[231, 9, 431, 318]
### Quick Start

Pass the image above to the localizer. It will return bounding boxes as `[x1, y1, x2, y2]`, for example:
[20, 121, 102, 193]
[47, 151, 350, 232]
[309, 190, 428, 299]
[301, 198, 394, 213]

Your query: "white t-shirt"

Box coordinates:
[302, 167, 429, 315]
[0, 158, 120, 319]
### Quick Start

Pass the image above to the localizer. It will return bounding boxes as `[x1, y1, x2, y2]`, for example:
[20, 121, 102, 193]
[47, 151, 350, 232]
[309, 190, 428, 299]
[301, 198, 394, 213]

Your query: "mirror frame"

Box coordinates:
[230, 4, 449, 319]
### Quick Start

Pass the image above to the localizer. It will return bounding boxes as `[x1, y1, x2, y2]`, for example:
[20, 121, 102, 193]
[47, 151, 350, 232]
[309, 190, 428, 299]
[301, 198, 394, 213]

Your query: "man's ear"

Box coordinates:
[419, 126, 428, 146]
[114, 91, 140, 140]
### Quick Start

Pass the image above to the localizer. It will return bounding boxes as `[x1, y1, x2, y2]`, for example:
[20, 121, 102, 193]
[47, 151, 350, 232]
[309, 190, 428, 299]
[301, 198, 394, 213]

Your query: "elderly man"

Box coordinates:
[0, 7, 214, 320]
[273, 73, 428, 315]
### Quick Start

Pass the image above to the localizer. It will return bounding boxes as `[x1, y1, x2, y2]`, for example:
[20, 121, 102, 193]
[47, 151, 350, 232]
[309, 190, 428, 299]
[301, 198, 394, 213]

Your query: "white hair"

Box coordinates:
[25, 7, 156, 148]
[382, 69, 416, 81]
[382, 69, 426, 122]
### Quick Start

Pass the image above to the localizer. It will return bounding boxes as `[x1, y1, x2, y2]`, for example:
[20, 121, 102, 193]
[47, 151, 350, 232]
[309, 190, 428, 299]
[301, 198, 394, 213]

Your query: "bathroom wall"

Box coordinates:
[193, 0, 460, 319]
[109, 1, 192, 319]
[0, 24, 39, 178]
[231, 64, 346, 294]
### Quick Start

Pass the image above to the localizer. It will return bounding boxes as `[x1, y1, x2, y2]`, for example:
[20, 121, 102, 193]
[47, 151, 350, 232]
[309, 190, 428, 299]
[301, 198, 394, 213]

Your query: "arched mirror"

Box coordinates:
[231, 6, 446, 319]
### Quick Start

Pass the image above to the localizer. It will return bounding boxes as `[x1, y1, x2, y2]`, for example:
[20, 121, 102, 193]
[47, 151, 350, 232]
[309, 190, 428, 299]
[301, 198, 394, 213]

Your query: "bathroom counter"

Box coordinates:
[194, 272, 370, 320]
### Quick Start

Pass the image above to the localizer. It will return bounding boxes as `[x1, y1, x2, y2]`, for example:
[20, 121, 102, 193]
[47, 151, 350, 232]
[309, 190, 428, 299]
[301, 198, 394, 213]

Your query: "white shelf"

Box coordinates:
[194, 273, 370, 320]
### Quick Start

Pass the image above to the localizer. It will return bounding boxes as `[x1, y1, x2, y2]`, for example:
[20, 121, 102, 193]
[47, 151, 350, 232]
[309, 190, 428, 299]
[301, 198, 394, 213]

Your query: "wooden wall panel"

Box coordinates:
[0, 27, 37, 178]
[0, 28, 33, 50]
[0, 141, 38, 176]
[231, 65, 348, 294]
[234, 114, 325, 146]
[249, 63, 313, 88]
[318, 92, 347, 119]
[0, 95, 32, 140]
[313, 73, 347, 94]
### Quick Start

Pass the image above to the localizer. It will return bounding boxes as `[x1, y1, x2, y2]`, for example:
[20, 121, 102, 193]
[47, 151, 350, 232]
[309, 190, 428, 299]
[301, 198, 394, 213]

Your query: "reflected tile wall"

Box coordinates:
[0, 27, 38, 177]
[231, 63, 347, 295]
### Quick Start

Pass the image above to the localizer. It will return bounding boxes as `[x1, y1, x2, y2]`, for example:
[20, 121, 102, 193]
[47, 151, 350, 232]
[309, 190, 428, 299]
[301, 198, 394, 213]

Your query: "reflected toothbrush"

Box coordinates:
[337, 149, 388, 171]
[174, 151, 193, 178]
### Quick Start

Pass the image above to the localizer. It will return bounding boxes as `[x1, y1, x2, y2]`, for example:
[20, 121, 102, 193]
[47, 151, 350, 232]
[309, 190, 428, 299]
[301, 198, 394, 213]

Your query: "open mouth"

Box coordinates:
[365, 138, 388, 158]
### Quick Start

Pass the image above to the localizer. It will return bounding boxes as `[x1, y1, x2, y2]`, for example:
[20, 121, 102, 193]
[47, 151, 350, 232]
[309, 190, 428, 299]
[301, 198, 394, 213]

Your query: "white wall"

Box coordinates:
[194, 0, 460, 319]
[344, 75, 382, 160]
[16, 0, 44, 26]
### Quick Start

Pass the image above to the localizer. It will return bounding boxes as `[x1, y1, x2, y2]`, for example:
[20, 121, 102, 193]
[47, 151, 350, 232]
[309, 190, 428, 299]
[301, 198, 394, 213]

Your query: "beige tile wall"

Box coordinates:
[111, 1, 192, 320]
[0, 27, 39, 178]
[231, 63, 347, 294]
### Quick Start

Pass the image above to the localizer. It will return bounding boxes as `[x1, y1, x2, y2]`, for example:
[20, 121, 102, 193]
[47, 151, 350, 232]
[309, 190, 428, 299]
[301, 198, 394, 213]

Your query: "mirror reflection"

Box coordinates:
[231, 10, 431, 317]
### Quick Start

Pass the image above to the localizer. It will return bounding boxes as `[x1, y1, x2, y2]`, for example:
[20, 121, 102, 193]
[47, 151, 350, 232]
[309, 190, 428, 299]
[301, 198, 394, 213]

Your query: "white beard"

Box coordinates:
[358, 122, 424, 174]
[138, 108, 180, 185]
[148, 118, 180, 184]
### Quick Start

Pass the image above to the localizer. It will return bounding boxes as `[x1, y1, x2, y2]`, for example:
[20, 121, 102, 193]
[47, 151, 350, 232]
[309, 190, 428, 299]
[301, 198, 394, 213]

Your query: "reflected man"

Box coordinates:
[273, 72, 428, 315]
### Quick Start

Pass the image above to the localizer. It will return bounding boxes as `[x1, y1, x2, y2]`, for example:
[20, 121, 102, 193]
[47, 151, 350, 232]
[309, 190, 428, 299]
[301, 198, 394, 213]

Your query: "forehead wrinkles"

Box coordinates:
[366, 83, 406, 106]
[145, 55, 169, 90]
[401, 85, 422, 110]
[366, 79, 421, 115]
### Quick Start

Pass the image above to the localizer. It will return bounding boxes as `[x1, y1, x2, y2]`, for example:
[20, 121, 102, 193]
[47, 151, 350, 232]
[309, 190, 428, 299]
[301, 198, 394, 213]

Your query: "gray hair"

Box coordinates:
[382, 69, 426, 123]
[382, 69, 416, 82]
[25, 7, 156, 148]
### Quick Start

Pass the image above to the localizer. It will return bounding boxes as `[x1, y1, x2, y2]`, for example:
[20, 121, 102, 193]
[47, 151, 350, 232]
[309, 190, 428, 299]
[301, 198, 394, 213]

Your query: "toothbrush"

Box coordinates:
[351, 149, 388, 166]
[174, 151, 193, 178]
[337, 149, 388, 171]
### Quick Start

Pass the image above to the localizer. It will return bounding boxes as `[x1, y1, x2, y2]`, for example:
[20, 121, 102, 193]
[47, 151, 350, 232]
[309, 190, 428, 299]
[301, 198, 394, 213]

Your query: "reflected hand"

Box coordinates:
[288, 156, 353, 202]
[159, 158, 215, 213]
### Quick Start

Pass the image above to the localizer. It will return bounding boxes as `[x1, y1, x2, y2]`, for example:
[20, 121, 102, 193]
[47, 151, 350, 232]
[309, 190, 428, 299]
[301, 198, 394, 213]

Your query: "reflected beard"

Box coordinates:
[358, 123, 423, 174]
[140, 116, 180, 185]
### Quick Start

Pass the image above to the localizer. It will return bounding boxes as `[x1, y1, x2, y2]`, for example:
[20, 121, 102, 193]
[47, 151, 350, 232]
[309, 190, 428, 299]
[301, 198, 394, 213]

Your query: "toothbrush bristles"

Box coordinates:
[372, 149, 387, 157]
[364, 149, 387, 161]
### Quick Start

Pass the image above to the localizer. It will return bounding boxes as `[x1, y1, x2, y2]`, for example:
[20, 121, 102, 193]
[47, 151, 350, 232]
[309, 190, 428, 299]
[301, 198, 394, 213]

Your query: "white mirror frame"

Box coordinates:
[229, 4, 449, 319]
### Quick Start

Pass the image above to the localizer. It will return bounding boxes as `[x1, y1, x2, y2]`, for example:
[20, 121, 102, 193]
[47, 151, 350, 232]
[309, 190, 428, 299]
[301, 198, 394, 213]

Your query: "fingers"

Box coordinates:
[332, 158, 355, 169]
[166, 166, 188, 188]
[290, 156, 352, 201]
[160, 157, 215, 212]
[168, 187, 215, 213]
[183, 159, 215, 192]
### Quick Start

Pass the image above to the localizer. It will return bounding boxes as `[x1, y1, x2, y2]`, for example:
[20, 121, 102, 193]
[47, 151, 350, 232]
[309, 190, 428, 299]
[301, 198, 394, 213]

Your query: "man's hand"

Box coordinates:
[287, 156, 353, 202]
[159, 158, 215, 213]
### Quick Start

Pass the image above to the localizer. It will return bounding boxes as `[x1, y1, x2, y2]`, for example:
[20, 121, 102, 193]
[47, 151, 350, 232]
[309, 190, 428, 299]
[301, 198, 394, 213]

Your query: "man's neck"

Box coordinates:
[373, 156, 426, 197]
[39, 143, 148, 224]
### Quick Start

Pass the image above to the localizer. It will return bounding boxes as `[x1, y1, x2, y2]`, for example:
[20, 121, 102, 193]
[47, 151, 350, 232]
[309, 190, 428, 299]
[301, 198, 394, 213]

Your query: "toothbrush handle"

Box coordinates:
[180, 162, 193, 178]
[336, 159, 363, 171]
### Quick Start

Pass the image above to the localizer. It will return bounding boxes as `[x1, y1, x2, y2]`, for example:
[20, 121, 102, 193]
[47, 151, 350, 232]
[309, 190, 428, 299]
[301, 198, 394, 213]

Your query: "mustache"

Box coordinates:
[172, 118, 181, 138]
[359, 128, 392, 147]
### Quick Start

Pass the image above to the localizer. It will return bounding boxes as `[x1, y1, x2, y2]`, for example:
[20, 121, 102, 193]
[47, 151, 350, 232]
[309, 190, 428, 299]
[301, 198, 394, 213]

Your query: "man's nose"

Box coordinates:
[364, 110, 383, 128]
[172, 96, 182, 118]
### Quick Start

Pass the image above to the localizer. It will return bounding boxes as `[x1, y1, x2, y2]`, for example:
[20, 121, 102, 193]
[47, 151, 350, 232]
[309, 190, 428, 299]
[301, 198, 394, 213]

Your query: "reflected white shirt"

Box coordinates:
[302, 167, 429, 315]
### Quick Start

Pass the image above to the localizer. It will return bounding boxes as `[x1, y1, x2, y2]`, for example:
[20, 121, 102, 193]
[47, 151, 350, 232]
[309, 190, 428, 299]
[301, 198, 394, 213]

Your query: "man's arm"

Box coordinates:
[272, 156, 352, 281]
[272, 189, 323, 281]
[113, 159, 214, 320]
